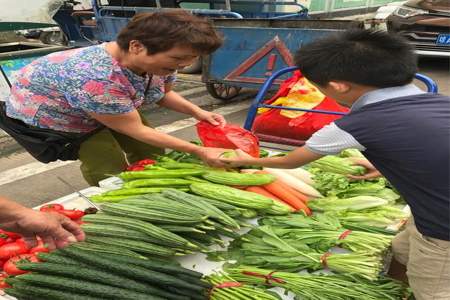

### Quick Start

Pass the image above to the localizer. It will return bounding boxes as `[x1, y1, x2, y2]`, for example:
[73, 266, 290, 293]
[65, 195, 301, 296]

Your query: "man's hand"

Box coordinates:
[219, 149, 256, 168]
[194, 147, 230, 167]
[1, 208, 85, 250]
[348, 157, 382, 180]
[194, 110, 226, 127]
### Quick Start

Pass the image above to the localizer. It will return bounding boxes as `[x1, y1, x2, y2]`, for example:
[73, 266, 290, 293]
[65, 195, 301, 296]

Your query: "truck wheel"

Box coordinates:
[179, 57, 202, 74]
[39, 31, 67, 45]
[206, 82, 242, 100]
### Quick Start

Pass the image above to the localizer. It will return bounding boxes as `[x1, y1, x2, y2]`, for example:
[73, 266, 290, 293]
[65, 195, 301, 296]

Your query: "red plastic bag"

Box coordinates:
[253, 72, 348, 141]
[196, 121, 260, 157]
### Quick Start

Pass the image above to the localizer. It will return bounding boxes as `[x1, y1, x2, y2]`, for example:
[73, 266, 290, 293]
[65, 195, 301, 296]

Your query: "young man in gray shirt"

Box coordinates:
[219, 29, 450, 300]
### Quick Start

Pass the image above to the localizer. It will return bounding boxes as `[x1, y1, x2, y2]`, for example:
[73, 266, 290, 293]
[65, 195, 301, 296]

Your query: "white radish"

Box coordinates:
[285, 168, 315, 185]
[263, 168, 323, 198]
[240, 169, 259, 174]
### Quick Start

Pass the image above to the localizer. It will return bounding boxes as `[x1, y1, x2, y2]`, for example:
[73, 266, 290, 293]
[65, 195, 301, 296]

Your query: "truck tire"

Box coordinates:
[179, 57, 202, 74]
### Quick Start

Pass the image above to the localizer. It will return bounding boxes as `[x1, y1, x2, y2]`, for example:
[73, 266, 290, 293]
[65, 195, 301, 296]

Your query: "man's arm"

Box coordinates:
[0, 197, 84, 249]
[221, 147, 324, 169]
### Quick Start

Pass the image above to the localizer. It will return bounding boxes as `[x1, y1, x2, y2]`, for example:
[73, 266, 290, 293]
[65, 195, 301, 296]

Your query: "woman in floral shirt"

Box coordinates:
[5, 10, 226, 185]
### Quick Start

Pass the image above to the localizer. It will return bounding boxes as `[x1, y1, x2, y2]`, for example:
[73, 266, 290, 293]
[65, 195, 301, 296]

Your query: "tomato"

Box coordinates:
[0, 242, 29, 260]
[0, 273, 10, 289]
[59, 209, 85, 220]
[29, 239, 49, 255]
[40, 203, 64, 212]
[3, 254, 39, 276]
[0, 233, 8, 247]
[0, 230, 21, 240]
[0, 259, 6, 270]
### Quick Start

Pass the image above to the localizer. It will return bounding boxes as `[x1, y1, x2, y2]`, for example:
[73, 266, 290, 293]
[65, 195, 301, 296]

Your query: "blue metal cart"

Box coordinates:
[202, 18, 363, 100]
[243, 66, 439, 148]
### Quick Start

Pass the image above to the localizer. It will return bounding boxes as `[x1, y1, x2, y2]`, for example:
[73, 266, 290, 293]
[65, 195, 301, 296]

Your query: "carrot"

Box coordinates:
[263, 182, 311, 215]
[255, 170, 310, 203]
[254, 171, 311, 215]
[275, 180, 310, 203]
[246, 186, 296, 212]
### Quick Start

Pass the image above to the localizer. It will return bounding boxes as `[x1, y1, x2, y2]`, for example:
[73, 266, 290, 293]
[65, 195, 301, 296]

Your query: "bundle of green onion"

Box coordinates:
[272, 227, 393, 253]
[221, 226, 386, 280]
[226, 266, 409, 300]
[206, 273, 281, 300]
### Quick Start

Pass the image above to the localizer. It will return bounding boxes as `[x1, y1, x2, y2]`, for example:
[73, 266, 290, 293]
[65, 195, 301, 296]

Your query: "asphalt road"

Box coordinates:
[0, 56, 448, 208]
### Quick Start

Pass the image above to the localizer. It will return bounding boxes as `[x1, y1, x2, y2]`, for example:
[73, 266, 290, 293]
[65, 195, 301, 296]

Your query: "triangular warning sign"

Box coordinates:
[224, 36, 294, 84]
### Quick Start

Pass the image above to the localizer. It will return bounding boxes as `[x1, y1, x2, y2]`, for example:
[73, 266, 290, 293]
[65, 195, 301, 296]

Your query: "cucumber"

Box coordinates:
[153, 162, 207, 170]
[71, 241, 145, 258]
[82, 214, 196, 249]
[162, 189, 240, 229]
[84, 236, 176, 257]
[100, 252, 203, 278]
[101, 203, 205, 225]
[158, 225, 205, 234]
[81, 224, 161, 244]
[37, 251, 85, 266]
[14, 273, 162, 300]
[122, 178, 193, 189]
[17, 262, 188, 300]
[4, 288, 36, 300]
[165, 286, 206, 300]
[6, 284, 101, 300]
[59, 247, 205, 293]
[119, 169, 206, 181]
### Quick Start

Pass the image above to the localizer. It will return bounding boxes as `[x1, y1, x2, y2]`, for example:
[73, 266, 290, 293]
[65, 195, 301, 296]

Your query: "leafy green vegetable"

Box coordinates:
[308, 196, 388, 212]
[311, 169, 350, 196]
[309, 156, 366, 175]
[339, 148, 365, 158]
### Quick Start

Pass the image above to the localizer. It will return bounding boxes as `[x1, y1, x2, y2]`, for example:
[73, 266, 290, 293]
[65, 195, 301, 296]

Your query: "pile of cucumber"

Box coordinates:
[5, 247, 209, 300]
[83, 189, 254, 255]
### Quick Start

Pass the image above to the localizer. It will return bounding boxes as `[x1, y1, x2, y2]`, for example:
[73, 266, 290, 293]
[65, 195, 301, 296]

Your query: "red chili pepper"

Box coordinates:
[126, 165, 146, 171]
[135, 159, 156, 166]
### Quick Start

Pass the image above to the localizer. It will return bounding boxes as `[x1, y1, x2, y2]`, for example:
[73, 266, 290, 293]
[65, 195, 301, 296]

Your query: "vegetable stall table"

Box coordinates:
[0, 177, 408, 300]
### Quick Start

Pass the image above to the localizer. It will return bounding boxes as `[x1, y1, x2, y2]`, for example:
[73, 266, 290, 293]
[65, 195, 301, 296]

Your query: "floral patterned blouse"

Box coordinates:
[5, 43, 176, 133]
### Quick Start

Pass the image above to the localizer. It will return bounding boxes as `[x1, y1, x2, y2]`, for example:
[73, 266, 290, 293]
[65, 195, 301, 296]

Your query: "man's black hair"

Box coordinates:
[294, 29, 418, 88]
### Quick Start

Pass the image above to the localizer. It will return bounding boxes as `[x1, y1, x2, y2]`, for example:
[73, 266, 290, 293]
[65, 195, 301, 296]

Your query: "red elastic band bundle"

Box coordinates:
[242, 271, 285, 284]
[208, 281, 242, 299]
[320, 252, 332, 268]
[338, 229, 352, 240]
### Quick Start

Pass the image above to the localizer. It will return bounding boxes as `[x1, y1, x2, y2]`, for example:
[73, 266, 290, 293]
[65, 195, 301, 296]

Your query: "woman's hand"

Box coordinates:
[194, 110, 226, 127]
[348, 157, 382, 180]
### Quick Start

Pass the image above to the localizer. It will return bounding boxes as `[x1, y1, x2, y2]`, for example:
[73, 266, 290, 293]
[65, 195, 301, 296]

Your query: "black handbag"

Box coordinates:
[0, 102, 103, 163]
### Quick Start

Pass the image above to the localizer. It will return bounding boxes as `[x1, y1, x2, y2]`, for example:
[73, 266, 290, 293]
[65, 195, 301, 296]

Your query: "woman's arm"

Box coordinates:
[88, 110, 227, 166]
[158, 90, 226, 127]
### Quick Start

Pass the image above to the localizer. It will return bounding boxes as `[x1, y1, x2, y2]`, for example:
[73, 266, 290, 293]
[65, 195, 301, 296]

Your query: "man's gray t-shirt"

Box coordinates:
[305, 84, 450, 241]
